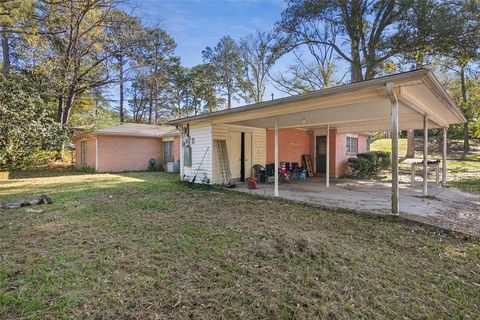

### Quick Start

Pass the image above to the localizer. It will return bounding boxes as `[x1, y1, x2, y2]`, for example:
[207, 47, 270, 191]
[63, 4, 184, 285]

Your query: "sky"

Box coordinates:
[129, 0, 286, 68]
[113, 0, 289, 108]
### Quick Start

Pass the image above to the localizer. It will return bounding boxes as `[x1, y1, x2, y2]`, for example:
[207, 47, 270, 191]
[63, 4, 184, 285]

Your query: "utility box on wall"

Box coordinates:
[183, 146, 192, 167]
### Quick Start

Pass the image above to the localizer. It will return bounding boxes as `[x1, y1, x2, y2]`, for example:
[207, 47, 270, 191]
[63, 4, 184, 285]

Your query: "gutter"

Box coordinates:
[168, 69, 429, 125]
[93, 131, 180, 139]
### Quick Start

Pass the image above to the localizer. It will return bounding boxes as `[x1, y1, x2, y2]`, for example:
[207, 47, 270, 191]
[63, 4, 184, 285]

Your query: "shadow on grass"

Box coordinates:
[2, 168, 90, 180]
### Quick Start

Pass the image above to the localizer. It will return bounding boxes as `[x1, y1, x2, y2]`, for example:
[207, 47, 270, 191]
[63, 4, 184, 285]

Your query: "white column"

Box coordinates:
[326, 124, 330, 188]
[442, 127, 447, 187]
[274, 116, 279, 197]
[423, 115, 428, 196]
[387, 83, 399, 215]
[180, 129, 184, 181]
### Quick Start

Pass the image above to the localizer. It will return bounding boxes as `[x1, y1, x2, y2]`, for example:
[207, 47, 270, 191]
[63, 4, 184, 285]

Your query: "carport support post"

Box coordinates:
[442, 127, 447, 187]
[387, 83, 399, 215]
[423, 116, 428, 196]
[274, 116, 279, 197]
[326, 124, 330, 188]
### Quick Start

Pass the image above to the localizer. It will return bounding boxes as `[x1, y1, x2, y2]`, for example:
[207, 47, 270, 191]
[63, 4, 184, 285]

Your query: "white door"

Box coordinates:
[228, 131, 252, 181]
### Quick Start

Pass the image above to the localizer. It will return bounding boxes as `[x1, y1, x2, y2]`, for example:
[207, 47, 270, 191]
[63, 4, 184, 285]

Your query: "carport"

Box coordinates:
[170, 69, 466, 214]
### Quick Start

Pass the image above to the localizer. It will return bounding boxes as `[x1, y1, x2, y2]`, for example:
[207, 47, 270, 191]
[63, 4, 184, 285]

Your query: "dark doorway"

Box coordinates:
[240, 132, 245, 182]
[316, 136, 327, 173]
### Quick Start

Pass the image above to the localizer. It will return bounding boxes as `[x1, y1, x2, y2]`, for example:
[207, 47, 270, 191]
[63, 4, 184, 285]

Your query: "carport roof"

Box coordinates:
[168, 69, 465, 131]
[94, 123, 179, 138]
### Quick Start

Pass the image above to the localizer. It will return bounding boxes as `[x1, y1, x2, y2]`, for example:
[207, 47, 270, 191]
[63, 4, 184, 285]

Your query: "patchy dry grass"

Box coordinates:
[371, 138, 480, 192]
[1, 171, 480, 319]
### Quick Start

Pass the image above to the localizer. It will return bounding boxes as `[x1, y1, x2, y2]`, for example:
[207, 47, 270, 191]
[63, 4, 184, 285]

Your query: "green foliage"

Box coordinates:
[450, 178, 480, 193]
[0, 74, 67, 170]
[69, 106, 118, 134]
[347, 151, 391, 177]
[202, 36, 248, 109]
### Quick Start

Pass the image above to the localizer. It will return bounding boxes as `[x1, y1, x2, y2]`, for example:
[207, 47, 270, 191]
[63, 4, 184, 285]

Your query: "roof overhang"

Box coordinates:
[168, 69, 465, 132]
[93, 132, 178, 139]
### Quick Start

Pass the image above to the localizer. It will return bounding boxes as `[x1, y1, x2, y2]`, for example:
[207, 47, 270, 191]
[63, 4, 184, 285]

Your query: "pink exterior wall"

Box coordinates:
[96, 135, 163, 172]
[173, 135, 180, 162]
[328, 129, 337, 177]
[333, 132, 369, 177]
[264, 128, 368, 178]
[266, 129, 312, 164]
[74, 136, 96, 169]
[75, 133, 180, 172]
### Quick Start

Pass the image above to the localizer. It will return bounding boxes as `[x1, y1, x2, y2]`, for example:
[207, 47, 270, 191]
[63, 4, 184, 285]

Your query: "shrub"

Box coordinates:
[347, 151, 391, 177]
[0, 74, 67, 170]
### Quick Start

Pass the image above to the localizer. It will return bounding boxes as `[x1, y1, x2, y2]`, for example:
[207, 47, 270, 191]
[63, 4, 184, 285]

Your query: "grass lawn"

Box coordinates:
[1, 171, 480, 319]
[370, 138, 408, 154]
[371, 138, 480, 192]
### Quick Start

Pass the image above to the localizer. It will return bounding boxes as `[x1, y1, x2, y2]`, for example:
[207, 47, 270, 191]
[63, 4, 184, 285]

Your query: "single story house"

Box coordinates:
[169, 69, 466, 214]
[74, 123, 180, 172]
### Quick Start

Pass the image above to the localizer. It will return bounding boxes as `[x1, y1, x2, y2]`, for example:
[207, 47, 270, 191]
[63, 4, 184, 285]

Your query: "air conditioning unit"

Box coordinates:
[167, 161, 180, 173]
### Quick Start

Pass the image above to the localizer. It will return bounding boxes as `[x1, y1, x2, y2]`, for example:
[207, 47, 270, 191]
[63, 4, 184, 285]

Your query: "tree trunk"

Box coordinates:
[350, 41, 363, 83]
[460, 66, 469, 153]
[463, 122, 469, 152]
[1, 25, 10, 79]
[119, 55, 124, 123]
[406, 130, 415, 158]
[60, 91, 76, 128]
[227, 90, 232, 109]
[148, 92, 153, 124]
[57, 95, 65, 124]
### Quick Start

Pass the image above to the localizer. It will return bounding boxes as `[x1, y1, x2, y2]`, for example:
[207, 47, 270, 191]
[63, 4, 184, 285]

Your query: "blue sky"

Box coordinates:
[130, 0, 286, 68]
[112, 0, 289, 107]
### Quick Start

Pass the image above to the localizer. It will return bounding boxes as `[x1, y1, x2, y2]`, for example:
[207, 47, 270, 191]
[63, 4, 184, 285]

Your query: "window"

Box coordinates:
[80, 141, 87, 164]
[346, 136, 358, 153]
[163, 141, 174, 163]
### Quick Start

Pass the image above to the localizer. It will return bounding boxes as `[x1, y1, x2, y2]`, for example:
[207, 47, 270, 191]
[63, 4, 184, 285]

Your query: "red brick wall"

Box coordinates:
[266, 129, 312, 164]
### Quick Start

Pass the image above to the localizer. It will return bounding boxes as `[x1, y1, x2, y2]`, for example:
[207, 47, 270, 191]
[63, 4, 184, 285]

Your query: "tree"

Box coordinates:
[271, 39, 340, 95]
[202, 36, 247, 109]
[137, 27, 176, 123]
[279, 0, 431, 82]
[0, 0, 36, 79]
[37, 0, 133, 127]
[240, 30, 277, 103]
[106, 10, 143, 123]
[188, 63, 222, 114]
[0, 73, 66, 169]
[432, 0, 479, 152]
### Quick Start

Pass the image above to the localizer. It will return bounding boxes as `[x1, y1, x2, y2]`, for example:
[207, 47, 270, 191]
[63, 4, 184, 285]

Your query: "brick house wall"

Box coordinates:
[266, 128, 312, 164]
[75, 135, 97, 169]
[96, 135, 163, 172]
[265, 128, 368, 178]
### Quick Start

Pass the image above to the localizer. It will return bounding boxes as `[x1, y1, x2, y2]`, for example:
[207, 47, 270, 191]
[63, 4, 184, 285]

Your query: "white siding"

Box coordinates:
[181, 124, 213, 183]
[211, 124, 266, 184]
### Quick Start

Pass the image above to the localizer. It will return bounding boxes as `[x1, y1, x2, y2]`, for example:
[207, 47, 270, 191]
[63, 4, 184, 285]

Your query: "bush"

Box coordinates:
[347, 151, 391, 177]
[0, 74, 67, 170]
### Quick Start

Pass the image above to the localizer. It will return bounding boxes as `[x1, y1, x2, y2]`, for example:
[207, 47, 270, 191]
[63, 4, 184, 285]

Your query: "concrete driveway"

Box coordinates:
[236, 178, 480, 236]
